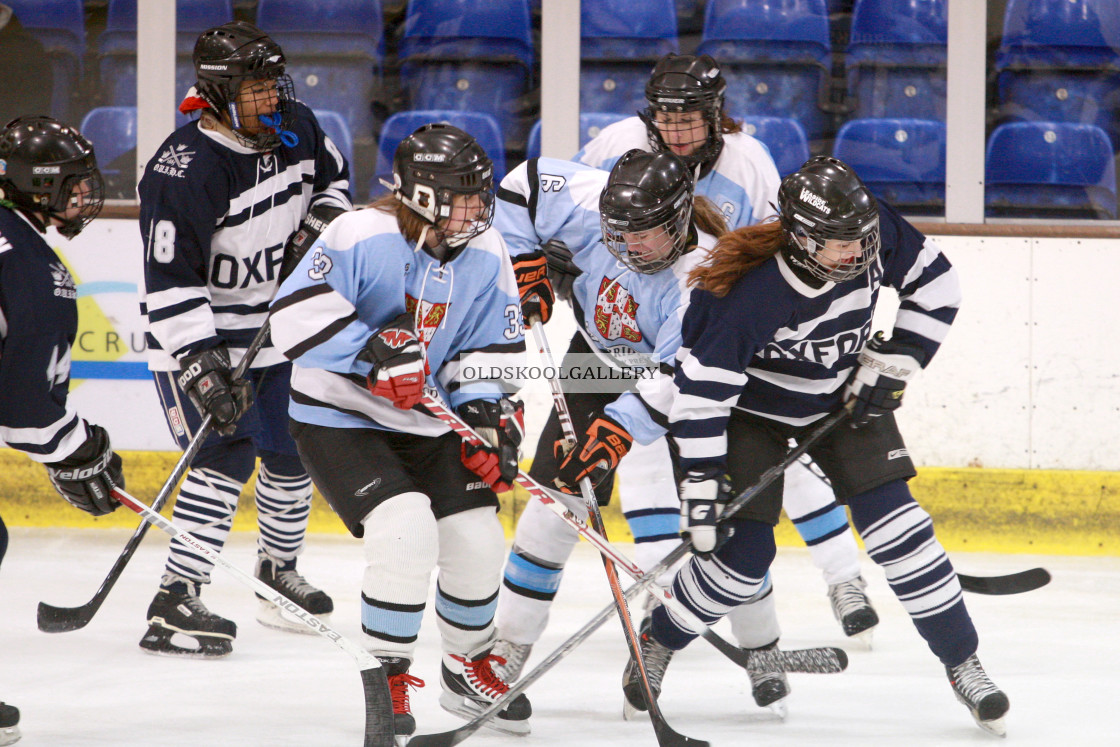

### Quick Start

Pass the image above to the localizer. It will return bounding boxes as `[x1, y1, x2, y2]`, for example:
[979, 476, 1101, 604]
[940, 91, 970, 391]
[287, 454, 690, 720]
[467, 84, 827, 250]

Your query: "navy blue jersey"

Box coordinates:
[138, 102, 351, 372]
[670, 199, 961, 471]
[0, 207, 94, 463]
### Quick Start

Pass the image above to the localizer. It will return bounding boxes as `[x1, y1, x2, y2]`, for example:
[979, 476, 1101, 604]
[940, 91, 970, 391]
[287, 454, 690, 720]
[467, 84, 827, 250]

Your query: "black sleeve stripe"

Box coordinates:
[270, 283, 333, 315]
[636, 392, 670, 431]
[457, 339, 528, 357]
[527, 157, 540, 225]
[284, 311, 359, 360]
[290, 385, 371, 420]
[497, 186, 528, 208]
[147, 296, 208, 323]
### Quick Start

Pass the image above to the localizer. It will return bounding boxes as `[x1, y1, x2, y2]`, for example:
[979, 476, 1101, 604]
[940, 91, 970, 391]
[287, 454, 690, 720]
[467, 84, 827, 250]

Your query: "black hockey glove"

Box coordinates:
[679, 466, 733, 559]
[542, 239, 580, 303]
[458, 398, 525, 493]
[360, 312, 429, 410]
[177, 345, 254, 436]
[45, 424, 124, 516]
[554, 412, 633, 498]
[512, 250, 555, 324]
[280, 203, 347, 282]
[844, 332, 927, 428]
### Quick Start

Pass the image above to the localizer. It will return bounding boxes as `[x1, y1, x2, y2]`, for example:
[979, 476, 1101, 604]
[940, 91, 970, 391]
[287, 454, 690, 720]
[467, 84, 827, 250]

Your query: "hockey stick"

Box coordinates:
[423, 391, 848, 667]
[38, 323, 272, 633]
[528, 319, 703, 747]
[792, 453, 1053, 595]
[112, 487, 394, 747]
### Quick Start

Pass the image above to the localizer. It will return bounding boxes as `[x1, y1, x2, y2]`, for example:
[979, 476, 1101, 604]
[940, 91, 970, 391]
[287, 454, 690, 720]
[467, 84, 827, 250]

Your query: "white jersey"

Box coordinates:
[574, 116, 781, 229]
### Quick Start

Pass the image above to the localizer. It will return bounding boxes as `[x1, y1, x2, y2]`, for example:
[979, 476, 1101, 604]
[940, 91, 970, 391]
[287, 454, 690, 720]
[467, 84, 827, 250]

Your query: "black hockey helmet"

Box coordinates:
[389, 123, 495, 247]
[777, 156, 880, 283]
[0, 116, 104, 238]
[639, 53, 727, 169]
[600, 149, 694, 274]
[193, 21, 295, 150]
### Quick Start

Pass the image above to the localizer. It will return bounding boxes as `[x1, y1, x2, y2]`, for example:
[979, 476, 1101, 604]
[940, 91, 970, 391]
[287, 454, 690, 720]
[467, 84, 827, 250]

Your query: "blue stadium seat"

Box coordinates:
[80, 106, 138, 174]
[399, 0, 533, 149]
[832, 118, 945, 214]
[525, 112, 631, 160]
[995, 0, 1120, 146]
[257, 0, 383, 142]
[6, 0, 85, 120]
[697, 0, 832, 142]
[370, 110, 507, 198]
[580, 0, 678, 115]
[312, 109, 355, 171]
[985, 121, 1117, 220]
[98, 0, 233, 107]
[846, 0, 948, 121]
[736, 115, 810, 177]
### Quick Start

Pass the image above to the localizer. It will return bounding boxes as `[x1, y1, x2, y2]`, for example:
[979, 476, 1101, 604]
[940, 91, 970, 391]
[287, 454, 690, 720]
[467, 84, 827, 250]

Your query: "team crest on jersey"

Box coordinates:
[592, 277, 642, 343]
[49, 262, 77, 299]
[405, 294, 449, 343]
[153, 144, 195, 178]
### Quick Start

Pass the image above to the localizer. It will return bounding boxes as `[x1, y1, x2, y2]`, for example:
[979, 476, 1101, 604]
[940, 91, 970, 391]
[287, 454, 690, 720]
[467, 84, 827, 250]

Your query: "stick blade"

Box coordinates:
[959, 568, 1051, 595]
[653, 720, 709, 747]
[360, 666, 396, 747]
[405, 727, 474, 747]
[36, 600, 95, 633]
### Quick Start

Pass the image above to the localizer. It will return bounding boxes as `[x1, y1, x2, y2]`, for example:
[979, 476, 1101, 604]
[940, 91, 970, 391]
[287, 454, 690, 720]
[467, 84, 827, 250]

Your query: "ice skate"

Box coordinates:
[440, 642, 532, 735]
[947, 654, 1010, 736]
[254, 551, 334, 633]
[379, 657, 423, 746]
[621, 617, 675, 721]
[827, 575, 879, 645]
[0, 702, 20, 746]
[490, 639, 533, 684]
[139, 574, 236, 658]
[745, 642, 790, 718]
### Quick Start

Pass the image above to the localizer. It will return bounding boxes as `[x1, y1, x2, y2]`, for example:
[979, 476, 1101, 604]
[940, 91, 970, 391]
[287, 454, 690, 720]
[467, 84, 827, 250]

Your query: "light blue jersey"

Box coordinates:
[574, 116, 780, 230]
[494, 157, 715, 445]
[270, 207, 526, 436]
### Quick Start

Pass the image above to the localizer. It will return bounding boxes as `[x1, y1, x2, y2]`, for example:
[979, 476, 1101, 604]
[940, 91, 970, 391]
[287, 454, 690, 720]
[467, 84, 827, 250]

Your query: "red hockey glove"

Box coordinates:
[361, 312, 428, 410]
[844, 332, 927, 428]
[554, 412, 633, 494]
[512, 251, 555, 324]
[458, 399, 526, 493]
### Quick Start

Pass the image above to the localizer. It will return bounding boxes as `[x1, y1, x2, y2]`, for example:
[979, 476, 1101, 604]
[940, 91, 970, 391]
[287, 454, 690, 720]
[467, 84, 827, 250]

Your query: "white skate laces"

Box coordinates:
[827, 575, 879, 642]
[490, 639, 533, 684]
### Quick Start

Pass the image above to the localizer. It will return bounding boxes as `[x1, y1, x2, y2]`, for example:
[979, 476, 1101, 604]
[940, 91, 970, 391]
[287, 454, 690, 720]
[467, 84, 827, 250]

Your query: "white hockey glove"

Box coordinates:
[844, 332, 927, 428]
[679, 466, 733, 559]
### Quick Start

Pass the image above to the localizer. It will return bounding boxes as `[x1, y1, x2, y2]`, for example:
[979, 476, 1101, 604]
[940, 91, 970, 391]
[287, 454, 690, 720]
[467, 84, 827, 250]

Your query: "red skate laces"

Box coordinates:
[388, 672, 424, 714]
[451, 651, 511, 699]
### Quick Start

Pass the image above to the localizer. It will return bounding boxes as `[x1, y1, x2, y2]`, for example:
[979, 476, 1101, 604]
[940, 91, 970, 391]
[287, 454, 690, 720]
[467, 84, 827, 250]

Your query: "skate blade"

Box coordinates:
[622, 698, 643, 721]
[975, 715, 1007, 738]
[394, 736, 409, 747]
[0, 724, 21, 746]
[766, 697, 788, 720]
[852, 627, 875, 648]
[139, 627, 233, 658]
[255, 599, 331, 635]
[438, 692, 530, 736]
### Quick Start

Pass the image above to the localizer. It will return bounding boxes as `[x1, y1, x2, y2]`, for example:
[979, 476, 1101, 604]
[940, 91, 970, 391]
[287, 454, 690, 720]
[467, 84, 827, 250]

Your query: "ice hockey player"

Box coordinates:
[487, 149, 796, 715]
[0, 114, 123, 747]
[269, 123, 531, 742]
[578, 51, 879, 646]
[626, 156, 1010, 736]
[136, 21, 349, 657]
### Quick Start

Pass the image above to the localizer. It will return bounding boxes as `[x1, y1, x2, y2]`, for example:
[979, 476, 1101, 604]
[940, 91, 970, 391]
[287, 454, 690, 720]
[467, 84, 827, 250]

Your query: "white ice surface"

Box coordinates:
[1, 528, 1117, 746]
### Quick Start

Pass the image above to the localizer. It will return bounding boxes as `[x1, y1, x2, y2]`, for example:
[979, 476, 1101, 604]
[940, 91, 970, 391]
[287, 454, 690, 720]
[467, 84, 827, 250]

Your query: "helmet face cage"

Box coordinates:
[778, 157, 882, 283]
[0, 116, 105, 237]
[393, 127, 495, 247]
[640, 54, 727, 168]
[600, 188, 694, 274]
[194, 23, 295, 150]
